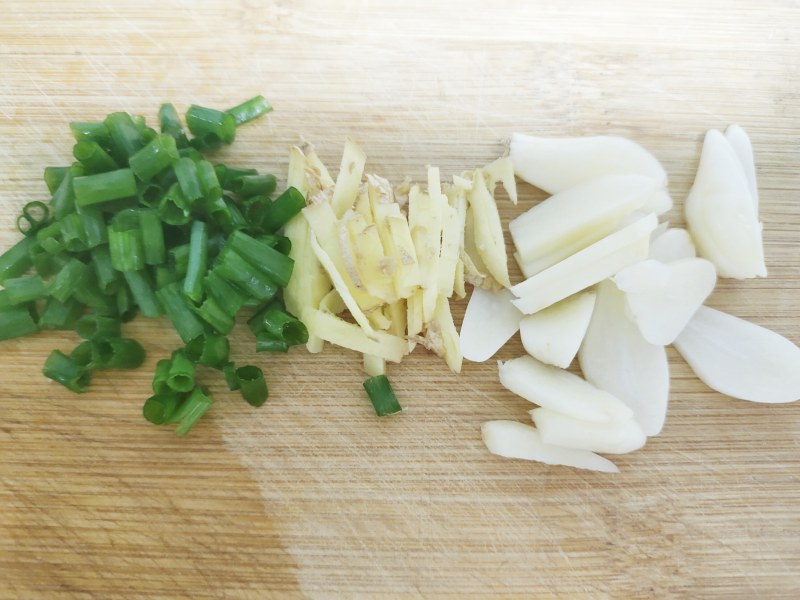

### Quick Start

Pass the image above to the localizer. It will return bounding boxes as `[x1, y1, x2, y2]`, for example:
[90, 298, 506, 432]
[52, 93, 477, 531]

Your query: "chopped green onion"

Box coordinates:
[255, 332, 289, 353]
[73, 141, 118, 174]
[258, 234, 292, 256]
[159, 182, 192, 225]
[203, 269, 249, 316]
[143, 391, 182, 425]
[59, 213, 88, 252]
[216, 165, 258, 190]
[70, 121, 110, 145]
[90, 246, 121, 294]
[167, 350, 196, 393]
[191, 296, 235, 335]
[196, 160, 222, 202]
[76, 314, 122, 340]
[186, 105, 236, 147]
[214, 249, 279, 302]
[43, 350, 92, 393]
[116, 285, 137, 322]
[73, 168, 137, 208]
[38, 298, 84, 331]
[0, 236, 35, 283]
[4, 275, 48, 305]
[362, 375, 403, 417]
[35, 222, 64, 255]
[261, 187, 306, 232]
[222, 361, 240, 391]
[129, 133, 179, 182]
[44, 166, 70, 195]
[158, 103, 189, 148]
[70, 340, 96, 368]
[174, 156, 203, 202]
[91, 337, 145, 369]
[236, 365, 268, 407]
[50, 168, 76, 220]
[138, 209, 165, 265]
[104, 112, 145, 164]
[78, 208, 108, 248]
[169, 386, 214, 436]
[232, 174, 277, 198]
[48, 259, 89, 302]
[73, 273, 116, 314]
[152, 358, 173, 394]
[249, 302, 308, 346]
[0, 306, 39, 340]
[183, 220, 207, 303]
[154, 264, 178, 289]
[185, 333, 229, 367]
[155, 282, 205, 344]
[122, 270, 162, 317]
[226, 95, 272, 126]
[108, 224, 144, 272]
[227, 230, 294, 288]
[169, 243, 191, 277]
[30, 245, 68, 278]
[16, 201, 50, 236]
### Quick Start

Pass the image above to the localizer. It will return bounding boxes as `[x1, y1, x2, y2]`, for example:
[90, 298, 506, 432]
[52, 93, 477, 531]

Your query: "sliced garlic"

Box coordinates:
[530, 407, 647, 455]
[509, 133, 667, 195]
[578, 280, 669, 436]
[649, 228, 696, 263]
[725, 124, 759, 213]
[673, 305, 800, 403]
[511, 213, 657, 315]
[519, 291, 596, 368]
[481, 420, 619, 473]
[613, 257, 717, 345]
[684, 128, 766, 279]
[459, 287, 522, 362]
[498, 355, 633, 423]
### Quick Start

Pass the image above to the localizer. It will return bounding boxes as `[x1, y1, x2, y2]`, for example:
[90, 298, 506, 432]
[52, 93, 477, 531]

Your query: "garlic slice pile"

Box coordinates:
[477, 125, 799, 473]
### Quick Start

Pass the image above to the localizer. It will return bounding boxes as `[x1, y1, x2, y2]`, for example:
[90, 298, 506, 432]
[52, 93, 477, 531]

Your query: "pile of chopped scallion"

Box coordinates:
[0, 96, 312, 435]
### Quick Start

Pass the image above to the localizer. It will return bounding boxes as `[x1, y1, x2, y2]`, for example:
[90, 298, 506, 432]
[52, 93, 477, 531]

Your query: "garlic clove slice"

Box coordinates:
[482, 420, 619, 473]
[649, 227, 696, 263]
[673, 305, 800, 403]
[459, 287, 522, 362]
[725, 124, 759, 213]
[530, 408, 647, 455]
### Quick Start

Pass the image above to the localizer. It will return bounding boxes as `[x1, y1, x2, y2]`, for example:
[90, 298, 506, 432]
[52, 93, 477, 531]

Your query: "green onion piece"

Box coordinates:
[159, 182, 192, 226]
[44, 166, 70, 195]
[0, 236, 35, 283]
[70, 340, 96, 368]
[0, 306, 39, 340]
[232, 174, 277, 198]
[227, 230, 294, 288]
[154, 265, 178, 289]
[73, 168, 137, 208]
[225, 95, 272, 126]
[43, 350, 91, 393]
[203, 195, 233, 229]
[30, 246, 68, 279]
[167, 350, 196, 393]
[137, 181, 164, 207]
[73, 272, 116, 315]
[362, 375, 403, 417]
[183, 220, 207, 303]
[158, 103, 189, 148]
[143, 391, 182, 425]
[76, 314, 122, 340]
[185, 105, 236, 146]
[251, 303, 309, 346]
[174, 156, 203, 201]
[48, 259, 89, 302]
[73, 141, 118, 174]
[191, 296, 235, 335]
[214, 249, 279, 302]
[222, 362, 240, 391]
[170, 386, 214, 436]
[185, 333, 230, 367]
[78, 208, 108, 248]
[129, 133, 179, 182]
[261, 187, 306, 232]
[255, 332, 289, 353]
[203, 270, 249, 316]
[152, 358, 173, 394]
[116, 285, 137, 322]
[0, 291, 9, 311]
[17, 201, 51, 237]
[196, 160, 222, 202]
[108, 225, 144, 272]
[4, 275, 48, 305]
[178, 147, 204, 161]
[216, 165, 258, 190]
[58, 213, 88, 252]
[104, 112, 145, 164]
[236, 365, 268, 407]
[122, 270, 162, 318]
[258, 234, 292, 256]
[91, 337, 145, 369]
[90, 246, 121, 294]
[50, 169, 76, 220]
[155, 282, 205, 344]
[35, 221, 64, 255]
[169, 243, 190, 277]
[38, 298, 83, 331]
[69, 121, 110, 145]
[224, 197, 248, 232]
[138, 209, 165, 265]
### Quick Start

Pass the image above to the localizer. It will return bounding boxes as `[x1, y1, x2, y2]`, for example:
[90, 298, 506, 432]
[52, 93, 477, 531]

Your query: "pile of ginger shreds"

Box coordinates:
[281, 139, 515, 377]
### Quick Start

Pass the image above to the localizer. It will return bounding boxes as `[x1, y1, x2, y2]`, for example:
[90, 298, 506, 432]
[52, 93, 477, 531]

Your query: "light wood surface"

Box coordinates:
[1, 1, 799, 598]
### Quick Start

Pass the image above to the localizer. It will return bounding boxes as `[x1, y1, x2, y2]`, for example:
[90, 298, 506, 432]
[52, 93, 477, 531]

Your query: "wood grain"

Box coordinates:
[1, 1, 799, 598]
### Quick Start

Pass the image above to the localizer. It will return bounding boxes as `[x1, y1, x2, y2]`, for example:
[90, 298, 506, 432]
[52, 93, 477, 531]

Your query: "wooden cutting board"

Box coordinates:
[1, 1, 798, 597]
